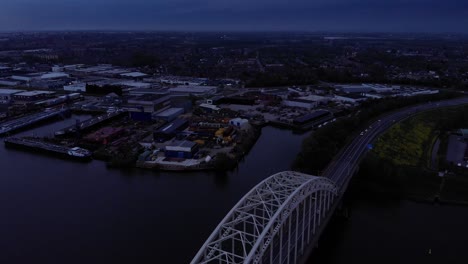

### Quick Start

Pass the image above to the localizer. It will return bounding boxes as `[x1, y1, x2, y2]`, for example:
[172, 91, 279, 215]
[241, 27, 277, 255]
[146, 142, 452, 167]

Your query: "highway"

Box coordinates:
[321, 97, 468, 193]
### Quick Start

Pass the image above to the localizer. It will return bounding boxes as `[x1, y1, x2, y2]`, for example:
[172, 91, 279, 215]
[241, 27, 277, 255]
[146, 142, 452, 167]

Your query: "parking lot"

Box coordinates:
[446, 134, 468, 167]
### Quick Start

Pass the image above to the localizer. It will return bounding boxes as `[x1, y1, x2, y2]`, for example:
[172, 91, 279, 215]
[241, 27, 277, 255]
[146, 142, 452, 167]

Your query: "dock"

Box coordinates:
[0, 108, 71, 136]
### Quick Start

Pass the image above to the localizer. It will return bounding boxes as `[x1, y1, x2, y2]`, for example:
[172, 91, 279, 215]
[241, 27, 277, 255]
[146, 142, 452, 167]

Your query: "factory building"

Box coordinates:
[154, 108, 184, 122]
[168, 85, 217, 96]
[127, 94, 172, 113]
[282, 99, 318, 110]
[160, 76, 208, 86]
[0, 88, 25, 104]
[229, 118, 249, 130]
[334, 94, 368, 104]
[153, 118, 189, 142]
[293, 110, 333, 126]
[164, 140, 199, 159]
[120, 72, 148, 79]
[64, 82, 86, 92]
[334, 84, 374, 94]
[0, 79, 21, 87]
[12, 91, 56, 102]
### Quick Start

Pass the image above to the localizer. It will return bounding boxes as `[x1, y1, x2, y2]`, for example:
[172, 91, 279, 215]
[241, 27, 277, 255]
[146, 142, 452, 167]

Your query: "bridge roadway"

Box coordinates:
[192, 96, 468, 264]
[322, 96, 468, 192]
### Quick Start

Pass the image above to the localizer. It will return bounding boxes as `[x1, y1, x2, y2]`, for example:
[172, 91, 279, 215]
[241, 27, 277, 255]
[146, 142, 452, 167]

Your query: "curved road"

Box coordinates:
[321, 97, 468, 192]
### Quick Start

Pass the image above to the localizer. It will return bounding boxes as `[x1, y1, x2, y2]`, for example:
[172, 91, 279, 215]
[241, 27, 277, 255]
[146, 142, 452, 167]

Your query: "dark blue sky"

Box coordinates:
[0, 0, 467, 32]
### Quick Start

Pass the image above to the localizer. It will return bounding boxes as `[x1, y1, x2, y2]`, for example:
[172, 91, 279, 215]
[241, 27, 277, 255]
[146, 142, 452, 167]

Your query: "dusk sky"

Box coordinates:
[0, 0, 467, 32]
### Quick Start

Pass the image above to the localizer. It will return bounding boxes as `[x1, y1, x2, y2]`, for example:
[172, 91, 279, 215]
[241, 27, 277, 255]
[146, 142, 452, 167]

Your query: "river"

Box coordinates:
[1, 116, 468, 264]
[0, 116, 310, 264]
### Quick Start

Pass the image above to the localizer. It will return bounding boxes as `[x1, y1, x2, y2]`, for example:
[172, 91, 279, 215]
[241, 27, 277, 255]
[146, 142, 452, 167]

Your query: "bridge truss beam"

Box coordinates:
[192, 171, 337, 264]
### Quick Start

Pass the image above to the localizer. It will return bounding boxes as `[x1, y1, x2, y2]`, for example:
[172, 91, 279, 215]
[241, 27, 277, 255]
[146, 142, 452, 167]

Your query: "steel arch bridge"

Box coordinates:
[192, 171, 338, 264]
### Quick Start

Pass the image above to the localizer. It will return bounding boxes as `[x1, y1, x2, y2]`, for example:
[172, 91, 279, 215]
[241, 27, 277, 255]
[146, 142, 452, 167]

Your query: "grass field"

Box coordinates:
[373, 118, 434, 166]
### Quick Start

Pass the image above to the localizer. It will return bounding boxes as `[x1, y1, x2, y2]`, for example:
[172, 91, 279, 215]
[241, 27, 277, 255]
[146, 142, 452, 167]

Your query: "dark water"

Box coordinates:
[2, 117, 468, 264]
[0, 117, 309, 264]
[311, 197, 468, 264]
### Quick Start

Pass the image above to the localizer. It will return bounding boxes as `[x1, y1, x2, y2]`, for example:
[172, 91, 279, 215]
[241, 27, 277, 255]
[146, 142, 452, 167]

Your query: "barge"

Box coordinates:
[4, 137, 92, 161]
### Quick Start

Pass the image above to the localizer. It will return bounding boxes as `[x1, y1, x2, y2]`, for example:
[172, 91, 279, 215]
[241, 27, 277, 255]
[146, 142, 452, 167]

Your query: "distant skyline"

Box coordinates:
[0, 0, 467, 33]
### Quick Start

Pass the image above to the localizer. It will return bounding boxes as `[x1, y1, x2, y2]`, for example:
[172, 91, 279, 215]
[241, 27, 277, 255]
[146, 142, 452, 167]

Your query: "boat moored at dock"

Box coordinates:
[4, 137, 92, 161]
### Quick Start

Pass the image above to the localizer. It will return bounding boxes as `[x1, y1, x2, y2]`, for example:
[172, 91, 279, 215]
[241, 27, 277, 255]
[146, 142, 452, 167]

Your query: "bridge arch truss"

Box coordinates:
[192, 171, 338, 264]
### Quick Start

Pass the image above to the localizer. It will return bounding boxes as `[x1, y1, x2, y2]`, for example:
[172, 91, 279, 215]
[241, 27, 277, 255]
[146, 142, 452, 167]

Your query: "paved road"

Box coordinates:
[321, 97, 468, 192]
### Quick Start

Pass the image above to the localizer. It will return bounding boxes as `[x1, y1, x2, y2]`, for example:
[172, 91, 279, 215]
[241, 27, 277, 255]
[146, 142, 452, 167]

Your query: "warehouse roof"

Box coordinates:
[155, 108, 184, 117]
[14, 91, 55, 97]
[121, 72, 147, 78]
[40, 72, 70, 79]
[0, 88, 25, 95]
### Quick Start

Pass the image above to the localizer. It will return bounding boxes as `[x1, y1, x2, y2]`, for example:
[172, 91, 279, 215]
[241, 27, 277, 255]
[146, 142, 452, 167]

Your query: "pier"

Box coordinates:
[0, 108, 71, 136]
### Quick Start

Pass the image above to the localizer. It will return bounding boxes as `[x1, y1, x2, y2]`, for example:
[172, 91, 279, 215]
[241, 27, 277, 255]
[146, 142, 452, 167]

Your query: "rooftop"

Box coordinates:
[14, 90, 55, 97]
[40, 72, 70, 79]
[0, 88, 25, 95]
[169, 85, 217, 93]
[155, 108, 184, 117]
[167, 140, 197, 149]
[121, 72, 148, 78]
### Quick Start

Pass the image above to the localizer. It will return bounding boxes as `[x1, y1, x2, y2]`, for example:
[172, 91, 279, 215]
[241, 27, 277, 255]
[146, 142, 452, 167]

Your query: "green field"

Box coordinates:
[373, 118, 435, 166]
[358, 105, 468, 202]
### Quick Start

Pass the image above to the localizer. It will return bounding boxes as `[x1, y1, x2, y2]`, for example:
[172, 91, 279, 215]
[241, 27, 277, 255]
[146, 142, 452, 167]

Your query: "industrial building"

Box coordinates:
[127, 94, 172, 113]
[229, 118, 249, 129]
[334, 94, 368, 104]
[282, 99, 318, 110]
[153, 118, 189, 142]
[154, 108, 184, 122]
[165, 140, 199, 159]
[120, 72, 147, 79]
[160, 76, 208, 86]
[168, 85, 217, 96]
[12, 91, 56, 102]
[64, 82, 86, 92]
[129, 111, 153, 121]
[0, 79, 21, 86]
[334, 84, 374, 94]
[293, 110, 332, 126]
[115, 81, 152, 89]
[0, 88, 25, 104]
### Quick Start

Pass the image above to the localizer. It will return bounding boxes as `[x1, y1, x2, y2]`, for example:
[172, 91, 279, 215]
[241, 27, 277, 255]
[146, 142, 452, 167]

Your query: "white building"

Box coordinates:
[229, 118, 249, 129]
